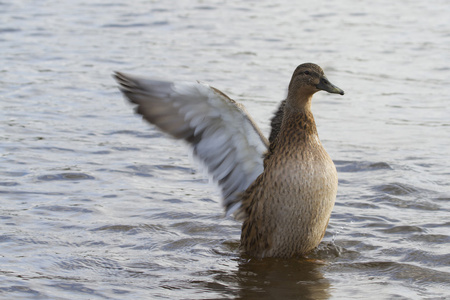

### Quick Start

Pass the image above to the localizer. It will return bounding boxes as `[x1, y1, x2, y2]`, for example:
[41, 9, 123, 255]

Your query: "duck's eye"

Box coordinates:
[303, 71, 311, 75]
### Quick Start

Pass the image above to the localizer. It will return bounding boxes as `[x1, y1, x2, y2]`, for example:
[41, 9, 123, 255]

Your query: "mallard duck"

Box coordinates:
[114, 63, 344, 258]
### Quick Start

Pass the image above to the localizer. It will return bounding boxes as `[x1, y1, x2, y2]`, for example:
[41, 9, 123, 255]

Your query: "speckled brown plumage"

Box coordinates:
[239, 63, 344, 258]
[268, 100, 286, 144]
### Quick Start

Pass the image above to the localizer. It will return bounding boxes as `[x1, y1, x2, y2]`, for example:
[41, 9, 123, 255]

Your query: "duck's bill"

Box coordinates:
[316, 77, 344, 95]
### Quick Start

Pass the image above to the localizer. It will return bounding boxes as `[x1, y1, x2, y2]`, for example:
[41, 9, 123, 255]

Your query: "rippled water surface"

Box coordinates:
[1, 0, 449, 299]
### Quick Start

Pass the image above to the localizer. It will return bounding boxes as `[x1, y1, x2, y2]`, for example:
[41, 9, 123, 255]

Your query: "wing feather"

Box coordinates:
[114, 72, 269, 215]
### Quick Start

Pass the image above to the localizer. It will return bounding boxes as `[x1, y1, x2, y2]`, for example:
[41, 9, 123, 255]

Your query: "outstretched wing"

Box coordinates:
[114, 72, 269, 215]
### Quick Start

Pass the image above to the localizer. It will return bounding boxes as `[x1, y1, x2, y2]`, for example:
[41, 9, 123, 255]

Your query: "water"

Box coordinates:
[1, 0, 449, 299]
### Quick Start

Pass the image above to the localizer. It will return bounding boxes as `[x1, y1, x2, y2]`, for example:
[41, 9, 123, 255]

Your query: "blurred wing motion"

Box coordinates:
[114, 72, 269, 215]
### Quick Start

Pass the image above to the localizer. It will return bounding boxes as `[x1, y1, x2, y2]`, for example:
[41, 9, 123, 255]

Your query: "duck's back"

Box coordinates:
[240, 110, 338, 258]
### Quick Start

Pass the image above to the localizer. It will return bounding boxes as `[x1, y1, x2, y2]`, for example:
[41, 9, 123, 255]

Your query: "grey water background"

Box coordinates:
[1, 0, 449, 299]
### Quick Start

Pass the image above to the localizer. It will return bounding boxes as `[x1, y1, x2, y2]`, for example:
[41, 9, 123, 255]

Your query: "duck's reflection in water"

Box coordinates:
[192, 252, 332, 300]
[234, 257, 331, 299]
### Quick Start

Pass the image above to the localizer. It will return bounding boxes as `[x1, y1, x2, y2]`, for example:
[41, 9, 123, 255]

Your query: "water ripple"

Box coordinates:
[36, 173, 95, 181]
[335, 160, 393, 172]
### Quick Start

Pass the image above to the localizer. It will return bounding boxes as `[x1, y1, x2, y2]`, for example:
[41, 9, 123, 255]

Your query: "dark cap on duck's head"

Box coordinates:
[288, 63, 344, 101]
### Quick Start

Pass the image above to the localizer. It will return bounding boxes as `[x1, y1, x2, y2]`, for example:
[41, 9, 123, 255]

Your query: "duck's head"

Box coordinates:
[287, 63, 344, 106]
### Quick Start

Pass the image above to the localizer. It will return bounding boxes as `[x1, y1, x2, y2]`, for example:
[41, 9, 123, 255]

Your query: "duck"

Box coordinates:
[113, 63, 344, 258]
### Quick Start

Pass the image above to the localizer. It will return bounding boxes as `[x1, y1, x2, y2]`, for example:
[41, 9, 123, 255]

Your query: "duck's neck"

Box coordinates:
[280, 105, 318, 139]
[264, 97, 319, 166]
[280, 95, 318, 137]
[286, 90, 314, 110]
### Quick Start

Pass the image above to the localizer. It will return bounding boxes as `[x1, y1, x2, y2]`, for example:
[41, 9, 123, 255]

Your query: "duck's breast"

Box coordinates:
[259, 137, 338, 257]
